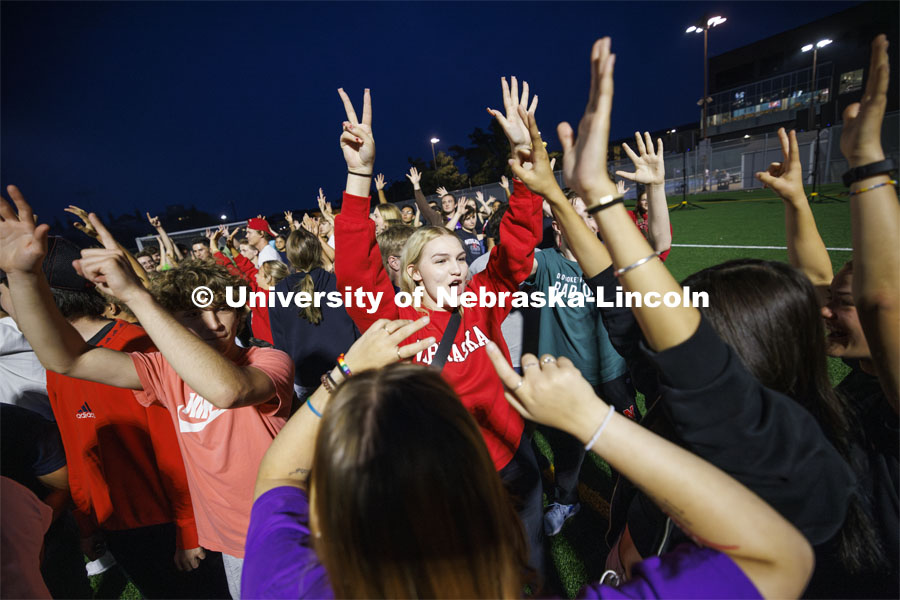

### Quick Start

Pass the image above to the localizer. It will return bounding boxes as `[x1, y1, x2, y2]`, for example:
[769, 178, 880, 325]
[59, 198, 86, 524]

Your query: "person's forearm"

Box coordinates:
[646, 183, 672, 253]
[120, 244, 152, 288]
[156, 226, 182, 261]
[414, 187, 442, 226]
[126, 291, 274, 409]
[584, 409, 813, 599]
[445, 214, 461, 230]
[254, 368, 342, 498]
[850, 174, 900, 408]
[783, 198, 833, 291]
[544, 186, 612, 279]
[7, 271, 95, 373]
[319, 236, 335, 263]
[377, 189, 388, 205]
[588, 200, 699, 351]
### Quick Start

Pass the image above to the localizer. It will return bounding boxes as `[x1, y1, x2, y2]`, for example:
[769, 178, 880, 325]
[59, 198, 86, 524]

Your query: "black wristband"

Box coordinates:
[348, 171, 373, 178]
[587, 196, 624, 214]
[842, 158, 896, 187]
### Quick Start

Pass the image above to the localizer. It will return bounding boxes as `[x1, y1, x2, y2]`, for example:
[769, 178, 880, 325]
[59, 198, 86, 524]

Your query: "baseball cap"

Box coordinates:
[247, 217, 276, 237]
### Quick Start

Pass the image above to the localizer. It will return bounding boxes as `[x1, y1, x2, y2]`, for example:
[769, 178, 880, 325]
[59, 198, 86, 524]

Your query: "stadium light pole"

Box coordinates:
[685, 15, 726, 140]
[430, 137, 440, 170]
[801, 39, 832, 129]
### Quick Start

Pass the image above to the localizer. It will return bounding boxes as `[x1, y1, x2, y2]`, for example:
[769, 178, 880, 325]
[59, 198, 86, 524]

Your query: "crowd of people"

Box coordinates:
[0, 32, 896, 600]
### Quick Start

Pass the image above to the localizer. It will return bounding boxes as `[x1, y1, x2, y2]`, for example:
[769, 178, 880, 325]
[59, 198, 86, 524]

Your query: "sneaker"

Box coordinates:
[543, 502, 581, 537]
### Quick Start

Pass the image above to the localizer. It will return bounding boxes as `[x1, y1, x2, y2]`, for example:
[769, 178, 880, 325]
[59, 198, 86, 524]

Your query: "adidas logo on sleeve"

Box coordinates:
[76, 402, 96, 419]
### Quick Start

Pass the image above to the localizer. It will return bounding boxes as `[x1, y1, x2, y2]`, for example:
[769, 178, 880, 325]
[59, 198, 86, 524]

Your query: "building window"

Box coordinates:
[839, 69, 863, 94]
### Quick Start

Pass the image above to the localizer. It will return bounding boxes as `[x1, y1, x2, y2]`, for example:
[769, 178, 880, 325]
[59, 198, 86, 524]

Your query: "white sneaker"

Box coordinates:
[543, 502, 581, 536]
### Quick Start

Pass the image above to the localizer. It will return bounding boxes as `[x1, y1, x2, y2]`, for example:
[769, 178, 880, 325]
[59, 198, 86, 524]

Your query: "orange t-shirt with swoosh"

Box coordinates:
[130, 346, 293, 557]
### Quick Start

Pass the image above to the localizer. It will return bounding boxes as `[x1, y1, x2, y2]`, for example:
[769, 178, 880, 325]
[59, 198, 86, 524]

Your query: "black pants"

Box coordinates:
[41, 511, 93, 599]
[544, 373, 636, 505]
[499, 430, 545, 582]
[104, 522, 231, 599]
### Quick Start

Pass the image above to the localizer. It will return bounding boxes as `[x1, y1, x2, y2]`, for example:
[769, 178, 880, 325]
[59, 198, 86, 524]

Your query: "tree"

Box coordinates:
[384, 151, 469, 201]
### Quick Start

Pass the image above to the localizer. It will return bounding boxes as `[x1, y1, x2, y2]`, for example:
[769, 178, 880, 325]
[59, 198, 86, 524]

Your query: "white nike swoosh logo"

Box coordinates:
[178, 407, 227, 432]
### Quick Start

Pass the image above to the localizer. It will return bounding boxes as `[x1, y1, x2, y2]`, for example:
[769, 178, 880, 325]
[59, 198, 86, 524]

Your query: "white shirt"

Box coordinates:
[0, 316, 53, 421]
[255, 244, 284, 268]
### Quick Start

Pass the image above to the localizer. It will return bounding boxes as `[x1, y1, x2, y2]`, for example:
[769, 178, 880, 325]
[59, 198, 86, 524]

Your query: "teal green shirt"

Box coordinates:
[532, 249, 626, 385]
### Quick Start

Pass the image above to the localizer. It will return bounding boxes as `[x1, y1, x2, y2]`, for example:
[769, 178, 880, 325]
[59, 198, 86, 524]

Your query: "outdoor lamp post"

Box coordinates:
[801, 39, 833, 129]
[430, 137, 440, 170]
[685, 15, 726, 140]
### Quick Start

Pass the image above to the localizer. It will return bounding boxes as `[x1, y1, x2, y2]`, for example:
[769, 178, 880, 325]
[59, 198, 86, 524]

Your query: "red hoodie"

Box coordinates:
[335, 183, 543, 470]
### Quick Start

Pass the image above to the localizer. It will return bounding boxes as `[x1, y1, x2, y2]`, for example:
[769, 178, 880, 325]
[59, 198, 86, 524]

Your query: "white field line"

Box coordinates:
[673, 243, 852, 251]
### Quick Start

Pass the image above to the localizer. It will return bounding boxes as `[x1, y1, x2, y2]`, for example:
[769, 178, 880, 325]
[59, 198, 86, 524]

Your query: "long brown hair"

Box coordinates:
[310, 364, 530, 598]
[682, 259, 887, 573]
[286, 229, 323, 324]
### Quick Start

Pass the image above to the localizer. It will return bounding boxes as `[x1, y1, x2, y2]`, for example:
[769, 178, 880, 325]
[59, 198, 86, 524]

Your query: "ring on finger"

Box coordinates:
[396, 347, 403, 360]
[522, 362, 539, 370]
[541, 356, 556, 364]
[513, 379, 525, 391]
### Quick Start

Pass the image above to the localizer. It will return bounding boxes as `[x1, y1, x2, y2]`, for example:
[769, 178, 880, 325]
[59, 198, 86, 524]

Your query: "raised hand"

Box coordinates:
[616, 180, 631, 196]
[499, 175, 510, 192]
[841, 35, 889, 168]
[487, 76, 539, 156]
[615, 131, 665, 186]
[204, 228, 213, 239]
[342, 316, 435, 372]
[436, 185, 449, 198]
[0, 186, 50, 274]
[506, 108, 560, 199]
[557, 38, 618, 200]
[65, 205, 100, 240]
[406, 167, 422, 188]
[454, 198, 467, 217]
[486, 342, 602, 440]
[374, 173, 386, 190]
[74, 214, 146, 303]
[146, 212, 162, 229]
[317, 190, 334, 224]
[337, 87, 375, 174]
[755, 128, 805, 202]
[301, 213, 319, 235]
[475, 190, 484, 205]
[284, 210, 293, 225]
[487, 195, 497, 204]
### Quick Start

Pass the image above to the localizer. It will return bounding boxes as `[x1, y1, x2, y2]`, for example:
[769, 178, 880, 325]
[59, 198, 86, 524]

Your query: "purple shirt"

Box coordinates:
[243, 486, 761, 599]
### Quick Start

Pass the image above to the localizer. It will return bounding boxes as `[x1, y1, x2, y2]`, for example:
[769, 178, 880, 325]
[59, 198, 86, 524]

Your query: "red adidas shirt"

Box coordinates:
[335, 184, 543, 470]
[46, 320, 198, 549]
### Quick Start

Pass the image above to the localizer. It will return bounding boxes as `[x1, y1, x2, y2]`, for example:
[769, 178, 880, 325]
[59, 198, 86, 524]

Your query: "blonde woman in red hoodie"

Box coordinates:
[333, 83, 549, 577]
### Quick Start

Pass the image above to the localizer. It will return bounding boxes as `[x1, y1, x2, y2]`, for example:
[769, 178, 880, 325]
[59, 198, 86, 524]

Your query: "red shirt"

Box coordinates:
[628, 209, 672, 261]
[46, 320, 198, 549]
[335, 183, 543, 470]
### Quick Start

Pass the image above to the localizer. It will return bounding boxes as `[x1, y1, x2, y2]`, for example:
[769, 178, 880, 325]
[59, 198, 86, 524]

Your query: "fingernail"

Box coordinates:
[486, 341, 498, 353]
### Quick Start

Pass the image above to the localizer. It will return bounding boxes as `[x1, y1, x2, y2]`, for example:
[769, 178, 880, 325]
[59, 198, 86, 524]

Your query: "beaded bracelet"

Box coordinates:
[850, 179, 897, 197]
[336, 353, 352, 377]
[320, 371, 337, 394]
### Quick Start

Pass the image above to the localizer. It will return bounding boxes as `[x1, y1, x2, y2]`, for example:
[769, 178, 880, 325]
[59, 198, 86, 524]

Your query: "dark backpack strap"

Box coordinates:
[430, 309, 461, 370]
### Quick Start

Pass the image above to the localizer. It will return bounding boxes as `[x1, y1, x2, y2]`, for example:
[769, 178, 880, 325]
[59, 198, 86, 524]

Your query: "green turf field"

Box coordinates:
[541, 182, 856, 598]
[95, 182, 856, 599]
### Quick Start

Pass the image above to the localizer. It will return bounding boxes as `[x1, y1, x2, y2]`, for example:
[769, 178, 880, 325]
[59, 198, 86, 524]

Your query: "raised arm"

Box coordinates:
[374, 173, 388, 204]
[254, 317, 434, 498]
[558, 39, 699, 351]
[499, 175, 511, 199]
[615, 132, 672, 254]
[147, 212, 183, 262]
[0, 188, 140, 389]
[79, 213, 278, 409]
[65, 205, 153, 289]
[486, 343, 814, 600]
[444, 197, 467, 230]
[841, 35, 899, 408]
[333, 87, 398, 330]
[407, 167, 442, 226]
[756, 127, 832, 299]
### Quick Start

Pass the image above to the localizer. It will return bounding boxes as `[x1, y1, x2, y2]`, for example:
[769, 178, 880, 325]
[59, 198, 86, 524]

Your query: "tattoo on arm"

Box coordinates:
[289, 467, 310, 477]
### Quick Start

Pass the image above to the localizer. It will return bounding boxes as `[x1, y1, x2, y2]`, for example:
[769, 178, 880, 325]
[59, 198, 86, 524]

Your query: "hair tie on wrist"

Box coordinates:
[306, 397, 322, 418]
[348, 171, 373, 178]
[586, 194, 625, 214]
[585, 405, 616, 452]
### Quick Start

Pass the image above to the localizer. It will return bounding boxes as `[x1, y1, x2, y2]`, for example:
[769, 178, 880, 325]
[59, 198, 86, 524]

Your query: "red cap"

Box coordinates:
[247, 217, 275, 237]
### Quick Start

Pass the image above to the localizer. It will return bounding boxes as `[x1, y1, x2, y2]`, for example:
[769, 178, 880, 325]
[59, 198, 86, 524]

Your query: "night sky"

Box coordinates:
[1, 1, 860, 228]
